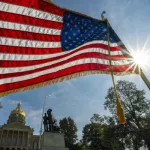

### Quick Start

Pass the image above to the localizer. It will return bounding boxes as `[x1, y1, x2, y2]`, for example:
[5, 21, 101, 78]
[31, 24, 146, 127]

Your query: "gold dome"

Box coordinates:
[10, 101, 26, 117]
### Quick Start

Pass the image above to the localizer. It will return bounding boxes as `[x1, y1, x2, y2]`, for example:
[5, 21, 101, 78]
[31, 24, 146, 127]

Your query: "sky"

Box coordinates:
[0, 0, 150, 139]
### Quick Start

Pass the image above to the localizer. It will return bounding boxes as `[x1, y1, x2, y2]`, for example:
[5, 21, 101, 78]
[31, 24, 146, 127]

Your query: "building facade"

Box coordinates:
[0, 102, 39, 150]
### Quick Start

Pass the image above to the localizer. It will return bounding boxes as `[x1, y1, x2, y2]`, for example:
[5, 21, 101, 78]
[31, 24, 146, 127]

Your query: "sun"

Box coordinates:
[125, 35, 150, 72]
[132, 51, 149, 68]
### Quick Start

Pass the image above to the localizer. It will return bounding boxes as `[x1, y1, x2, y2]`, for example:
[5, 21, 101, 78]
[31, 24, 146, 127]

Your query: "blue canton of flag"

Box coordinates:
[62, 11, 120, 51]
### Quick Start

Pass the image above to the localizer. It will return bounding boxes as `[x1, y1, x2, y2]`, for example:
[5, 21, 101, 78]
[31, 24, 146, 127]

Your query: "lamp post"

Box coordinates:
[39, 94, 52, 149]
[0, 102, 2, 109]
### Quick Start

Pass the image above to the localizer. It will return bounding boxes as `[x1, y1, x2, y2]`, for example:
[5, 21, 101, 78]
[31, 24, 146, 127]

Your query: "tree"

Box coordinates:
[82, 123, 104, 150]
[82, 114, 124, 150]
[59, 117, 78, 149]
[104, 80, 150, 149]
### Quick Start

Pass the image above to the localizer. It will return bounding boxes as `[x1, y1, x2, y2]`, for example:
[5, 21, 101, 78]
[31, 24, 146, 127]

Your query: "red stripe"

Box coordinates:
[0, 52, 128, 68]
[0, 45, 62, 54]
[0, 64, 134, 92]
[0, 56, 132, 79]
[0, 11, 63, 30]
[0, 28, 61, 41]
[0, 43, 123, 55]
[0, 0, 65, 16]
[39, 0, 65, 16]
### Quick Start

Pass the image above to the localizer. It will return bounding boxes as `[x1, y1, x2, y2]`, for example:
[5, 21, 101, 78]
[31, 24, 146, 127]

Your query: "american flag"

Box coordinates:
[0, 0, 136, 97]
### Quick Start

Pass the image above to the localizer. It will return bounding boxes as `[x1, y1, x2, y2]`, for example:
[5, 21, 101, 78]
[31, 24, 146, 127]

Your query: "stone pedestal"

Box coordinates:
[40, 132, 69, 150]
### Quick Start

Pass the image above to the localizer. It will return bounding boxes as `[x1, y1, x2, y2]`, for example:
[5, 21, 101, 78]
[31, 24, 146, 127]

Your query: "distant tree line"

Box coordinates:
[59, 81, 150, 150]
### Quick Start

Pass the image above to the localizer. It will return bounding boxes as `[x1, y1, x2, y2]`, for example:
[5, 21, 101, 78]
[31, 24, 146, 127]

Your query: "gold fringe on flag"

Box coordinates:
[0, 70, 135, 98]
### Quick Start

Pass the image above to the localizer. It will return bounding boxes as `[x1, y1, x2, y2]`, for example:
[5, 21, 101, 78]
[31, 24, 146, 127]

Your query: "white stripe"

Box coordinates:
[0, 40, 124, 60]
[0, 58, 131, 84]
[0, 47, 123, 61]
[0, 48, 130, 74]
[0, 54, 130, 74]
[0, 37, 61, 48]
[0, 2, 63, 22]
[0, 21, 61, 35]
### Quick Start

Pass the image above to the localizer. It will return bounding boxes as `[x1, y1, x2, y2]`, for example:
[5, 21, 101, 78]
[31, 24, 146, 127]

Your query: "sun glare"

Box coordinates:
[133, 51, 149, 67]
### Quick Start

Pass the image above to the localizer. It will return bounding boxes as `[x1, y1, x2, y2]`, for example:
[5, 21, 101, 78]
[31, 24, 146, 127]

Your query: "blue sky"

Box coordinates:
[0, 0, 150, 139]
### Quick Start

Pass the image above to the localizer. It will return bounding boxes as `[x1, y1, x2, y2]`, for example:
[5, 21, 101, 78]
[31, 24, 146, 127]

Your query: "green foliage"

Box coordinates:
[58, 80, 150, 150]
[82, 114, 124, 150]
[59, 117, 78, 149]
[104, 80, 150, 149]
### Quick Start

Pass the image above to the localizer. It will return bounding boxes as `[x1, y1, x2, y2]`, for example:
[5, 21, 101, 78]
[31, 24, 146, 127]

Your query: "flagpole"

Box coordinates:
[101, 12, 150, 91]
[102, 11, 126, 124]
[140, 70, 150, 90]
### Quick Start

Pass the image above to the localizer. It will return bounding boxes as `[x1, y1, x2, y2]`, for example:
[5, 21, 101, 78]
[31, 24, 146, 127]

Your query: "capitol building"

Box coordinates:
[0, 102, 39, 150]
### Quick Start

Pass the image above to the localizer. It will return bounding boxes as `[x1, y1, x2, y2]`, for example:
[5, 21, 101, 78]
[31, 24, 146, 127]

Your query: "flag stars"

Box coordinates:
[73, 33, 76, 36]
[67, 23, 70, 27]
[62, 12, 116, 51]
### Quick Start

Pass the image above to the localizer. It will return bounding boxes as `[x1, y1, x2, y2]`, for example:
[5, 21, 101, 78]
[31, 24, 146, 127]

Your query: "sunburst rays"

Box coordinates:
[123, 34, 150, 75]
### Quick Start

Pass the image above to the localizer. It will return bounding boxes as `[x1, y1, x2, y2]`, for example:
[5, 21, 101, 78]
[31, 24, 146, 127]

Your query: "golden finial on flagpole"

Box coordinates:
[101, 11, 106, 21]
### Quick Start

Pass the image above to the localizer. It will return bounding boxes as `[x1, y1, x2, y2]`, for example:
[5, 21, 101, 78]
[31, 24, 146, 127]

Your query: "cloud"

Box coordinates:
[0, 0, 150, 140]
[7, 99, 19, 105]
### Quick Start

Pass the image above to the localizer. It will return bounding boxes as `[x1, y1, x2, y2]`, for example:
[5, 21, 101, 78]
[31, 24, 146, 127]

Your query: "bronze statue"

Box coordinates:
[43, 108, 60, 133]
[47, 109, 54, 132]
[43, 113, 48, 132]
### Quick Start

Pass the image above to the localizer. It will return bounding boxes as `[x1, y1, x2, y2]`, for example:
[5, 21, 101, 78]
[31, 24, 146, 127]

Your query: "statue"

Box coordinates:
[47, 109, 54, 132]
[43, 113, 48, 132]
[43, 108, 60, 133]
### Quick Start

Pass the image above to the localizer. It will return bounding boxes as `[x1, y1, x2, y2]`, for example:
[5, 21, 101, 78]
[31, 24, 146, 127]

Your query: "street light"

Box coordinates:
[39, 94, 52, 149]
[0, 102, 3, 109]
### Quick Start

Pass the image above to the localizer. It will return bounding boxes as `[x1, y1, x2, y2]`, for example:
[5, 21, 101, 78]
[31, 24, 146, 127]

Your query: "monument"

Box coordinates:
[40, 109, 69, 150]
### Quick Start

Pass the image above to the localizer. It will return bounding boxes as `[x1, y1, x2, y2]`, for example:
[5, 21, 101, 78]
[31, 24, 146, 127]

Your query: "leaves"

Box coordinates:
[59, 117, 78, 148]
[58, 80, 150, 150]
[104, 80, 150, 149]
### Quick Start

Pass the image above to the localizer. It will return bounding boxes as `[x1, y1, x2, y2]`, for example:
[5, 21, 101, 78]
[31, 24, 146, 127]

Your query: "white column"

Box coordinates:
[10, 130, 14, 146]
[27, 132, 29, 147]
[22, 131, 24, 146]
[6, 130, 9, 145]
[16, 131, 19, 146]
[0, 129, 3, 144]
